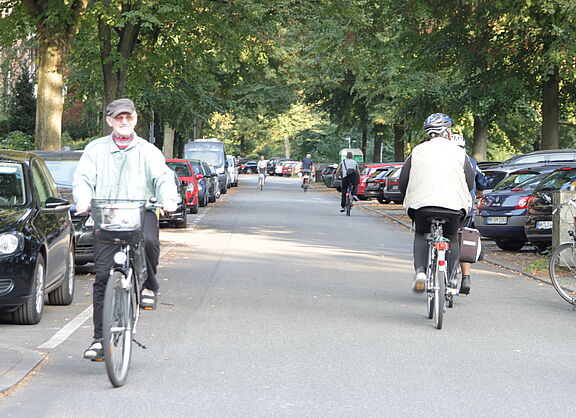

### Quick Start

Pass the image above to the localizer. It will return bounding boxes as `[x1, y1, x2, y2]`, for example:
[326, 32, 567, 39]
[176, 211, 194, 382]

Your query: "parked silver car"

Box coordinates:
[227, 155, 239, 187]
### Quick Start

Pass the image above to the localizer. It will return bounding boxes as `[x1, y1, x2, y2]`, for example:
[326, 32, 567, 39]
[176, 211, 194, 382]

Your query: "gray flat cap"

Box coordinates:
[106, 98, 136, 118]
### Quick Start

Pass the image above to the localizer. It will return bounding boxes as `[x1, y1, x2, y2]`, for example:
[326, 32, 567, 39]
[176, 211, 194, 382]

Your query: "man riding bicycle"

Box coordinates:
[73, 98, 178, 360]
[257, 155, 267, 183]
[399, 113, 475, 292]
[335, 151, 361, 212]
[301, 154, 314, 187]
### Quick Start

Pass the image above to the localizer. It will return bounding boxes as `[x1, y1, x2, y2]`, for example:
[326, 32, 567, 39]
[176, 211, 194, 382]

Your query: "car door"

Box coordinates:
[30, 158, 71, 284]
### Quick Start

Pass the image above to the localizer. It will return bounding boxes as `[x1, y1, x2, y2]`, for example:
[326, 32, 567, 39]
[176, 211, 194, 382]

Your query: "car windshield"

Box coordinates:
[167, 162, 191, 177]
[44, 160, 78, 187]
[493, 172, 540, 191]
[0, 163, 26, 206]
[536, 169, 576, 192]
[185, 151, 223, 168]
[483, 171, 508, 189]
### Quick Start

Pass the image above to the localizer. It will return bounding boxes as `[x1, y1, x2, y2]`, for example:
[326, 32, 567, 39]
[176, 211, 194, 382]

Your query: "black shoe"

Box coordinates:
[84, 339, 104, 361]
[340, 207, 345, 212]
[459, 275, 471, 295]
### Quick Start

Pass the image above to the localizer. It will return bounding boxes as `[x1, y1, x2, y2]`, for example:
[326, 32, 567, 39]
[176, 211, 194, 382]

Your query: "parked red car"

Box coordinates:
[356, 163, 403, 200]
[166, 158, 199, 214]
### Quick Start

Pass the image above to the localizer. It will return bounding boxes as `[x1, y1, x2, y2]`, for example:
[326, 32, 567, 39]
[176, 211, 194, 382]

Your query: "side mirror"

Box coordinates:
[44, 196, 70, 210]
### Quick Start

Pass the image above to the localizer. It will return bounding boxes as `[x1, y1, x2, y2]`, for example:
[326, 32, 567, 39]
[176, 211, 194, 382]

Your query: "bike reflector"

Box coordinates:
[434, 242, 449, 250]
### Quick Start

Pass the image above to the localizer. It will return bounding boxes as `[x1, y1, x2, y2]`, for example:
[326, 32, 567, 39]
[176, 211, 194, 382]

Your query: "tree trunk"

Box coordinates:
[472, 116, 488, 161]
[98, 0, 141, 135]
[284, 134, 291, 158]
[35, 33, 64, 150]
[372, 124, 384, 163]
[541, 65, 559, 150]
[361, 126, 367, 159]
[163, 124, 174, 158]
[393, 123, 405, 161]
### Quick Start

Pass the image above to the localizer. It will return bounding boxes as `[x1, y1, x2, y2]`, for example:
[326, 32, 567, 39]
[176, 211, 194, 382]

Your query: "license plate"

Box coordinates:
[486, 216, 507, 225]
[536, 220, 553, 229]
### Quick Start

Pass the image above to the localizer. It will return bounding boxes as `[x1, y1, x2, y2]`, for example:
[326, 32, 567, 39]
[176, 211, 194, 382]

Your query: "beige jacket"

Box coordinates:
[399, 136, 474, 214]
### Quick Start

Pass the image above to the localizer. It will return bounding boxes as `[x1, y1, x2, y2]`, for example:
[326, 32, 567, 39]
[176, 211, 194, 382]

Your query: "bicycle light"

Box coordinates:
[114, 251, 127, 265]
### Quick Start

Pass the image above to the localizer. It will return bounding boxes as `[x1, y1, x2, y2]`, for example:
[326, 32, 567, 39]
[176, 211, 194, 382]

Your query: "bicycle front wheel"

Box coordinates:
[103, 271, 133, 387]
[549, 242, 576, 305]
[434, 267, 445, 329]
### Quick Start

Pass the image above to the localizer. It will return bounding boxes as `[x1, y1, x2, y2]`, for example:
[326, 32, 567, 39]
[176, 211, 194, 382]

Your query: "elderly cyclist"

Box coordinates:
[399, 113, 475, 292]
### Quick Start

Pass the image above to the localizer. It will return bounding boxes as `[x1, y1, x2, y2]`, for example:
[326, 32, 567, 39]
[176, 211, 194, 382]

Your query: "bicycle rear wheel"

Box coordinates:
[426, 262, 435, 319]
[434, 267, 445, 329]
[345, 189, 352, 216]
[103, 271, 133, 387]
[549, 242, 576, 305]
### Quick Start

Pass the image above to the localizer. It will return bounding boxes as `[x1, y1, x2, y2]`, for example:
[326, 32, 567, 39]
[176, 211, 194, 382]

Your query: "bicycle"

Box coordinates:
[548, 197, 576, 306]
[258, 171, 265, 191]
[425, 218, 460, 329]
[345, 183, 353, 216]
[302, 171, 311, 192]
[91, 198, 159, 387]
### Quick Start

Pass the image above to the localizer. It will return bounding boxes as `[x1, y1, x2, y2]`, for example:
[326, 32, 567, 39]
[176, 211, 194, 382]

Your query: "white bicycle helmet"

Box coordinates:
[423, 113, 453, 138]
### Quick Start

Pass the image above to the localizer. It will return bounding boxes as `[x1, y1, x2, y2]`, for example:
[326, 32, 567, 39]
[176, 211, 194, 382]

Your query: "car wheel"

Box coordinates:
[532, 241, 550, 253]
[495, 239, 526, 252]
[189, 201, 199, 214]
[175, 214, 187, 228]
[209, 192, 216, 203]
[221, 185, 227, 194]
[48, 245, 75, 305]
[13, 253, 45, 325]
[247, 168, 254, 174]
[377, 197, 389, 204]
[215, 187, 221, 199]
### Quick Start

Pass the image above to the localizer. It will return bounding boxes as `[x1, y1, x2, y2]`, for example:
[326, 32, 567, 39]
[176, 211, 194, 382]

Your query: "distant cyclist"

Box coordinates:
[452, 133, 487, 294]
[335, 151, 361, 212]
[301, 154, 314, 187]
[399, 113, 475, 292]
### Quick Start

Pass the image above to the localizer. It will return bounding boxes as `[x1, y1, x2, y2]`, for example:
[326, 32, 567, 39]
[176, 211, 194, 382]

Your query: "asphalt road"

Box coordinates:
[1, 175, 575, 417]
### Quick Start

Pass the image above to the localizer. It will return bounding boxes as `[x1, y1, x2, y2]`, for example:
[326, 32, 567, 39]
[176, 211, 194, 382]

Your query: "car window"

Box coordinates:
[167, 162, 191, 177]
[44, 160, 78, 186]
[31, 159, 58, 207]
[536, 169, 576, 192]
[548, 153, 576, 162]
[483, 171, 508, 189]
[513, 173, 548, 191]
[505, 154, 547, 164]
[0, 163, 26, 206]
[493, 173, 539, 191]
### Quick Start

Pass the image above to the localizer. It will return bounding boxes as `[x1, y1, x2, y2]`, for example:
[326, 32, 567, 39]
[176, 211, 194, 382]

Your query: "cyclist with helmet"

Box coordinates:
[301, 154, 314, 187]
[451, 133, 487, 294]
[399, 113, 475, 292]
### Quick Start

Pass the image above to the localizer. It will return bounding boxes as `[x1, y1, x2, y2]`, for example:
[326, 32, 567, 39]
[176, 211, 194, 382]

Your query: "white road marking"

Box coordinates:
[37, 306, 92, 349]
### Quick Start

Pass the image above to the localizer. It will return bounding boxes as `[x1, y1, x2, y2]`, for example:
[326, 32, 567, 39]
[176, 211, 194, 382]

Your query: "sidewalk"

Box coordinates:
[0, 344, 44, 394]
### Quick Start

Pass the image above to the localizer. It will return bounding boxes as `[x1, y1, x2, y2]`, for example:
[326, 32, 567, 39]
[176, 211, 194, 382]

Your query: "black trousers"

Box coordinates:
[340, 175, 358, 208]
[408, 206, 464, 276]
[92, 211, 160, 340]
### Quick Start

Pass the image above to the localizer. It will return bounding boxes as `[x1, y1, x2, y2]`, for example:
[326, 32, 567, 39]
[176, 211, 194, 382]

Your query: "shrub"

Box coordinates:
[0, 130, 34, 150]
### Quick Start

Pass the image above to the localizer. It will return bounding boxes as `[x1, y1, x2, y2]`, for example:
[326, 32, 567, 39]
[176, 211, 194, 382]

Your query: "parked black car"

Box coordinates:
[239, 160, 258, 174]
[321, 164, 338, 187]
[525, 167, 576, 251]
[0, 150, 75, 324]
[382, 166, 404, 204]
[33, 150, 94, 266]
[159, 171, 188, 228]
[267, 158, 289, 175]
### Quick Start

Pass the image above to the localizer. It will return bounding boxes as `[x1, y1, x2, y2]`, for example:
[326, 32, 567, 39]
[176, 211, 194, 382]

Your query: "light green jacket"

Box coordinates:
[73, 135, 178, 205]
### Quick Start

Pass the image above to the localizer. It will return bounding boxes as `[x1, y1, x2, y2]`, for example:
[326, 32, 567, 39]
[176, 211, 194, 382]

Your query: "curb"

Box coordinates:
[0, 345, 45, 394]
[361, 204, 551, 285]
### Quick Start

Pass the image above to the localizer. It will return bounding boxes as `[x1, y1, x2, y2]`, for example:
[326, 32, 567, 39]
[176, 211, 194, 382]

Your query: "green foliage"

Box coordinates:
[0, 130, 34, 150]
[7, 68, 36, 136]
